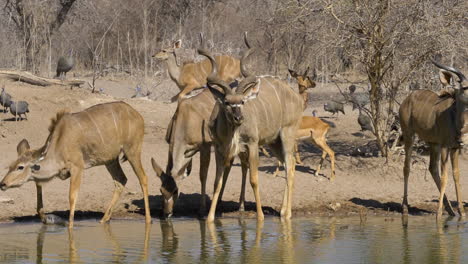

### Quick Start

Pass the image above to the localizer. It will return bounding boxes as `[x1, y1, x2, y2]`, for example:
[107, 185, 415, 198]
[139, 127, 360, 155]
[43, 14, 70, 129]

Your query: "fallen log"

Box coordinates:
[0, 70, 84, 87]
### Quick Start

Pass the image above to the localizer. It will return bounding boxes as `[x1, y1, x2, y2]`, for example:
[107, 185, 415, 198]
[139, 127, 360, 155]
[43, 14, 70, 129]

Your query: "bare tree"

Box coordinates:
[4, 0, 78, 72]
[323, 0, 464, 157]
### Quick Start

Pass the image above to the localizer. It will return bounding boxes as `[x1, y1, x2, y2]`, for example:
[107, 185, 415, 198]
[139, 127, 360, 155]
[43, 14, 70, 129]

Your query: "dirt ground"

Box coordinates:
[0, 74, 466, 223]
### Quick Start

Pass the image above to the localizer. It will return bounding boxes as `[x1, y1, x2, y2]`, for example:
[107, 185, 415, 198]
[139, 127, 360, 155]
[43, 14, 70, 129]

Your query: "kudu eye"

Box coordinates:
[31, 164, 40, 171]
[17, 166, 24, 171]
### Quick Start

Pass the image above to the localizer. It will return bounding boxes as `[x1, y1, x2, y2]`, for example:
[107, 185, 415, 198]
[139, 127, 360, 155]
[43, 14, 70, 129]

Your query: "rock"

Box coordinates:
[327, 202, 341, 211]
[43, 214, 67, 226]
[0, 197, 14, 204]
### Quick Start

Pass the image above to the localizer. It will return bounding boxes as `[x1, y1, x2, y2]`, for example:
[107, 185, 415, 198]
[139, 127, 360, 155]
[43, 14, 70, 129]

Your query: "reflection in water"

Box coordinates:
[160, 219, 178, 262]
[0, 216, 467, 263]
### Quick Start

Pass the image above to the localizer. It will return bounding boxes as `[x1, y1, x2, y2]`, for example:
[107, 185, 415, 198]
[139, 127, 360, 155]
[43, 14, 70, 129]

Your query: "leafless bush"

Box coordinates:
[0, 1, 466, 146]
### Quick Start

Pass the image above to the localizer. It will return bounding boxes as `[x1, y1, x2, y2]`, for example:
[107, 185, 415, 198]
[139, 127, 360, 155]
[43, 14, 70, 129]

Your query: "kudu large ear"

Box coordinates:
[439, 69, 453, 87]
[182, 87, 205, 99]
[17, 139, 30, 156]
[241, 78, 260, 101]
[306, 77, 316, 89]
[173, 40, 182, 49]
[288, 69, 299, 78]
[151, 158, 164, 178]
[243, 83, 260, 101]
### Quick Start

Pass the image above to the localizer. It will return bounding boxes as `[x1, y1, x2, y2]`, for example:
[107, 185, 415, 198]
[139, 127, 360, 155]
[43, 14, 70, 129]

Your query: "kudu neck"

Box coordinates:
[216, 109, 240, 140]
[165, 54, 182, 88]
[299, 88, 309, 110]
[454, 96, 467, 142]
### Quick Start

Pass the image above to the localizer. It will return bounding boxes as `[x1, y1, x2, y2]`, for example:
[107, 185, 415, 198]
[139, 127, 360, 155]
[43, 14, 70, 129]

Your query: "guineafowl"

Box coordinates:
[10, 101, 29, 121]
[324, 101, 345, 116]
[357, 109, 373, 132]
[0, 86, 12, 113]
[56, 49, 74, 80]
[351, 93, 370, 110]
[131, 86, 151, 98]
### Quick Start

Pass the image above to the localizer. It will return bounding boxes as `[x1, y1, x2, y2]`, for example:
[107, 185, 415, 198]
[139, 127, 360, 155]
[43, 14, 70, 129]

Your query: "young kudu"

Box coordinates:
[272, 116, 336, 180]
[202, 47, 304, 222]
[153, 36, 241, 102]
[272, 69, 335, 180]
[0, 102, 152, 227]
[400, 60, 468, 219]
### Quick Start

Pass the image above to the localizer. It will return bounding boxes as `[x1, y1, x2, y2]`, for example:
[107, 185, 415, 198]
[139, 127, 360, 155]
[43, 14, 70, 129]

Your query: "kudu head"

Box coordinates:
[0, 139, 41, 190]
[432, 59, 468, 144]
[151, 158, 178, 218]
[200, 34, 258, 126]
[152, 40, 182, 61]
[288, 67, 316, 94]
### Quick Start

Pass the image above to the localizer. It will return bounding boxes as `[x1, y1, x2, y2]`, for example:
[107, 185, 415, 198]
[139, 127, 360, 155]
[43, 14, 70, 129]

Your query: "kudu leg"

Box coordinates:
[294, 143, 303, 165]
[437, 148, 451, 219]
[68, 166, 83, 229]
[280, 153, 296, 219]
[35, 183, 46, 223]
[402, 135, 414, 215]
[313, 137, 335, 181]
[239, 161, 248, 212]
[428, 145, 455, 216]
[101, 160, 128, 223]
[248, 144, 264, 221]
[450, 148, 465, 216]
[315, 151, 327, 177]
[280, 129, 297, 219]
[126, 153, 152, 224]
[198, 145, 211, 215]
[272, 161, 282, 178]
[207, 151, 226, 223]
[217, 159, 233, 210]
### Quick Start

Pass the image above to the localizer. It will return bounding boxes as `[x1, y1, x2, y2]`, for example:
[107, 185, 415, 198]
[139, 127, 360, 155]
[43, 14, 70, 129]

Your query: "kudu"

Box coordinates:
[149, 88, 241, 217]
[272, 69, 336, 180]
[272, 116, 336, 180]
[202, 47, 304, 222]
[149, 34, 255, 217]
[400, 60, 468, 219]
[0, 102, 152, 227]
[152, 35, 241, 102]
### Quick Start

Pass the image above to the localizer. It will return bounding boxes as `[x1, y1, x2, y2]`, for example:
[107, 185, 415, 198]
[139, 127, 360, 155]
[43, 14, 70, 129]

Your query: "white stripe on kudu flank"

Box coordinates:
[75, 116, 84, 131]
[251, 98, 259, 126]
[110, 108, 119, 138]
[125, 107, 132, 141]
[257, 94, 270, 128]
[85, 112, 105, 144]
[264, 78, 283, 125]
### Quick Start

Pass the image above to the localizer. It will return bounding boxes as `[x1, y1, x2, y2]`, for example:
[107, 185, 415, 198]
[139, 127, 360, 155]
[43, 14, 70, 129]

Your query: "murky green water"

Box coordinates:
[0, 216, 466, 263]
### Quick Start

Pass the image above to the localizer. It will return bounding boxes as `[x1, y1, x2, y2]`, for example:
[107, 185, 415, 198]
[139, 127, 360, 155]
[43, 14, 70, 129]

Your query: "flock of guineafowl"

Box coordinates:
[0, 86, 29, 121]
[0, 50, 75, 122]
[322, 84, 373, 133]
[4, 46, 372, 132]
